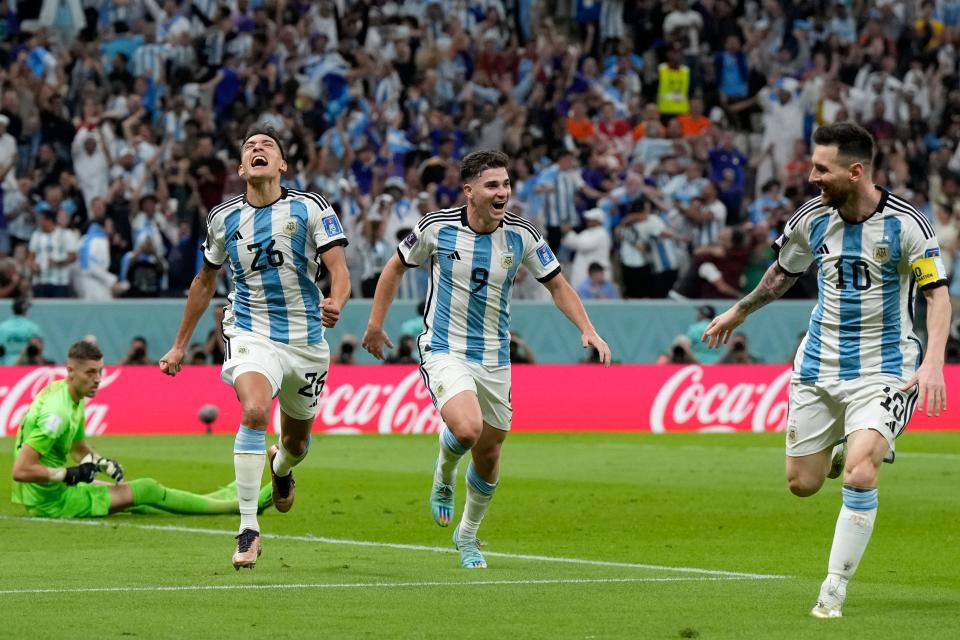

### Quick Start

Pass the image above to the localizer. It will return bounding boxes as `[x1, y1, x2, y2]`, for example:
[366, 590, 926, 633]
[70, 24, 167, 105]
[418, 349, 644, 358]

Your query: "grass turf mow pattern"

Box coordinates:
[2, 432, 958, 639]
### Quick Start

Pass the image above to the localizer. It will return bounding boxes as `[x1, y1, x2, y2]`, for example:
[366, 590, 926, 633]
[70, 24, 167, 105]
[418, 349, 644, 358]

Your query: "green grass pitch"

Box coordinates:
[2, 432, 959, 639]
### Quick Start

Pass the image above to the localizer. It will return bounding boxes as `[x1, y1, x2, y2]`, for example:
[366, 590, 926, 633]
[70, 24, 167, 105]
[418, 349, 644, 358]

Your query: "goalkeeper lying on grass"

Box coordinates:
[11, 340, 271, 518]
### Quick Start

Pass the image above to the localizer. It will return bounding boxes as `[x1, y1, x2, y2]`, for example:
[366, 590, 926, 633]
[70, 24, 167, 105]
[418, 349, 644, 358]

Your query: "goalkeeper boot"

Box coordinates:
[452, 525, 486, 569]
[268, 445, 296, 513]
[827, 441, 847, 480]
[810, 574, 846, 618]
[429, 464, 455, 527]
[232, 528, 262, 570]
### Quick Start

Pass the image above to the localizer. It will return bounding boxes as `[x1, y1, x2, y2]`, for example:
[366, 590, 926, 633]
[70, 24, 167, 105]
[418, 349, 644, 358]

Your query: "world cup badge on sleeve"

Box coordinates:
[874, 243, 889, 264]
[322, 215, 343, 237]
[536, 244, 555, 267]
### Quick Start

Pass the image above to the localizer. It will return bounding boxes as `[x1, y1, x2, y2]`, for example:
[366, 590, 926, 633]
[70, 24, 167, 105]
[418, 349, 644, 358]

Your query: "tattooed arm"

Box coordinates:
[701, 262, 799, 349]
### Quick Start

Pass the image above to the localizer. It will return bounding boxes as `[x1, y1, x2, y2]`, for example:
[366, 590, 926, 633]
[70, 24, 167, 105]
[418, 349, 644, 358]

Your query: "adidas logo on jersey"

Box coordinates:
[447, 250, 461, 261]
[233, 230, 244, 241]
[815, 244, 829, 256]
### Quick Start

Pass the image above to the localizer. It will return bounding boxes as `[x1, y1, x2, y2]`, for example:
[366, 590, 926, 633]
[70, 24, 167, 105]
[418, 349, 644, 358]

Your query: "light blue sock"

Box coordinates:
[457, 461, 498, 541]
[234, 425, 266, 532]
[436, 426, 471, 484]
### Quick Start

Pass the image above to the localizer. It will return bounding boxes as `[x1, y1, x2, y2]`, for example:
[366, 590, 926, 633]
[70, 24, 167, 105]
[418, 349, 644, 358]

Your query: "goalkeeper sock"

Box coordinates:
[129, 478, 238, 514]
[457, 461, 497, 542]
[273, 436, 311, 477]
[436, 426, 471, 485]
[234, 425, 266, 533]
[826, 485, 878, 581]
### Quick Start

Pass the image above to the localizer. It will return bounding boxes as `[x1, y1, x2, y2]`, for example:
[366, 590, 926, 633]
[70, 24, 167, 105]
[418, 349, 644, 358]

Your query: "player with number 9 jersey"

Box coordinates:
[362, 150, 612, 570]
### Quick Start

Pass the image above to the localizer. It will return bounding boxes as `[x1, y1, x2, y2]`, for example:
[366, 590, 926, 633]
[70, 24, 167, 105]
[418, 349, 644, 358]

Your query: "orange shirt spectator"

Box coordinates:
[677, 113, 711, 137]
[566, 101, 595, 142]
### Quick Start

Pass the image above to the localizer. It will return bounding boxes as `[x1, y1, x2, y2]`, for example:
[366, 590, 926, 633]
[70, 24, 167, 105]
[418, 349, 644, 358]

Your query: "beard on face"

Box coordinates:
[820, 183, 849, 209]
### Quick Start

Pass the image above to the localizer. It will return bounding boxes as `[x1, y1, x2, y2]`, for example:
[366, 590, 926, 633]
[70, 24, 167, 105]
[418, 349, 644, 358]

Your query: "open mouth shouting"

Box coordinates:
[251, 155, 269, 168]
[491, 200, 507, 211]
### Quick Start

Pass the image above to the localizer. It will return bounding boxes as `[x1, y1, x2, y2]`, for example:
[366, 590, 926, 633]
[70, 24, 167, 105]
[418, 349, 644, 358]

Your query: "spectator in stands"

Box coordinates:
[510, 333, 536, 364]
[748, 179, 791, 226]
[28, 208, 77, 298]
[75, 198, 116, 300]
[656, 334, 698, 365]
[0, 297, 43, 365]
[562, 207, 612, 290]
[385, 335, 417, 365]
[720, 332, 763, 364]
[117, 234, 167, 297]
[576, 262, 620, 300]
[334, 336, 358, 365]
[684, 304, 722, 365]
[0, 0, 954, 319]
[120, 336, 153, 366]
[15, 336, 55, 366]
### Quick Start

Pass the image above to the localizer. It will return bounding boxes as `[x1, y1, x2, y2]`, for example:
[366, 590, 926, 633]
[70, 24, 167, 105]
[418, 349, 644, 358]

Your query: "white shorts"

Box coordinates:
[419, 353, 512, 430]
[786, 375, 920, 459]
[221, 331, 330, 420]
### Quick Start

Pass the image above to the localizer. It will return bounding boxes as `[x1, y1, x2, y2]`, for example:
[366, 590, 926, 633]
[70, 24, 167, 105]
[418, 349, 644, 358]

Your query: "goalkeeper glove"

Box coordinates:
[64, 461, 98, 486]
[96, 457, 125, 483]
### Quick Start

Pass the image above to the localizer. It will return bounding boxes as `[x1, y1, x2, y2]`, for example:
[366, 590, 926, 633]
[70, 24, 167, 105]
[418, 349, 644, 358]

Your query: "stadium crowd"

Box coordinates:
[1, 0, 960, 352]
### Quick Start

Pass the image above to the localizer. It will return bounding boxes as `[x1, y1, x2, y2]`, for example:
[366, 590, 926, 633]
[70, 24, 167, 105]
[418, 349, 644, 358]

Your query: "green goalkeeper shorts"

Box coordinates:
[24, 484, 111, 518]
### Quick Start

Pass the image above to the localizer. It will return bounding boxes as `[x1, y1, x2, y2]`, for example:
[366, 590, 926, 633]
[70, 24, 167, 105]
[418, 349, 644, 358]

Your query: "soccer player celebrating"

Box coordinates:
[12, 340, 272, 517]
[703, 122, 950, 618]
[362, 149, 611, 568]
[159, 124, 350, 569]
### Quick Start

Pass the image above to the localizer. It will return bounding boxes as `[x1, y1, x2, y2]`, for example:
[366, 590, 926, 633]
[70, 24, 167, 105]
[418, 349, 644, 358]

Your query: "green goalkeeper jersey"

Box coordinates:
[11, 380, 86, 507]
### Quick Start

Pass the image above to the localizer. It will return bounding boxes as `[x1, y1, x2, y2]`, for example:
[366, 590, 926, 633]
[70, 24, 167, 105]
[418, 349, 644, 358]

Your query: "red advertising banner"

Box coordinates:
[1, 365, 957, 437]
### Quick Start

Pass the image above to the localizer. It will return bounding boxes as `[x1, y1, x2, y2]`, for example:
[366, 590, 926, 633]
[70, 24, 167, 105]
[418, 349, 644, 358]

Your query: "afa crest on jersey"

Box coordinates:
[501, 253, 515, 269]
[284, 219, 298, 235]
[874, 243, 889, 263]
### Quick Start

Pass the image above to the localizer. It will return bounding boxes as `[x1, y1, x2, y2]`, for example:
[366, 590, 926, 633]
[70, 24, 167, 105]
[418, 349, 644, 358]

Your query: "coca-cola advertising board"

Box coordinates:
[1, 365, 957, 437]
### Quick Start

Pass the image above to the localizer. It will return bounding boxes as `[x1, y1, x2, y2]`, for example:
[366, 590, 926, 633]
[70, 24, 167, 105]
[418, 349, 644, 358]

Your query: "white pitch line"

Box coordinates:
[0, 576, 744, 597]
[0, 516, 790, 580]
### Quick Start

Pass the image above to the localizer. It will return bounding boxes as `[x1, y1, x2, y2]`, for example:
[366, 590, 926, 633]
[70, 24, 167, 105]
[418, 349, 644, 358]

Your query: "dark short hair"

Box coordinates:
[628, 196, 648, 213]
[242, 123, 286, 160]
[812, 122, 875, 168]
[460, 149, 509, 183]
[68, 340, 103, 362]
[588, 262, 605, 273]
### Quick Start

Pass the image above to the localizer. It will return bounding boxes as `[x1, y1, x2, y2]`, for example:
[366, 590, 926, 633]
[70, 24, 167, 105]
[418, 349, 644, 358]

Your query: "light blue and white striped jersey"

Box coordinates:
[774, 189, 948, 384]
[203, 188, 348, 347]
[537, 165, 583, 228]
[398, 207, 561, 367]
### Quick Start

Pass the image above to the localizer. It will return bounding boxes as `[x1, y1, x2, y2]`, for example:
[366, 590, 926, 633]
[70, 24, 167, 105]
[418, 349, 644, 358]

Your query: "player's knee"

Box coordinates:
[129, 478, 164, 505]
[448, 417, 483, 447]
[787, 473, 822, 497]
[240, 403, 271, 429]
[843, 459, 879, 489]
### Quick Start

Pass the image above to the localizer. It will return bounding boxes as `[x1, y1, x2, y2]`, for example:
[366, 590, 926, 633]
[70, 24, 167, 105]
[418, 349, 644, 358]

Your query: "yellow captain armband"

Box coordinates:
[911, 255, 947, 287]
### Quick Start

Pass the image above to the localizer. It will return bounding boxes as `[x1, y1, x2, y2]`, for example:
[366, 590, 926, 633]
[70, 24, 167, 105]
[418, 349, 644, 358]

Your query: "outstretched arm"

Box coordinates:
[159, 263, 219, 375]
[543, 274, 611, 366]
[702, 262, 799, 349]
[901, 285, 951, 416]
[362, 254, 407, 360]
